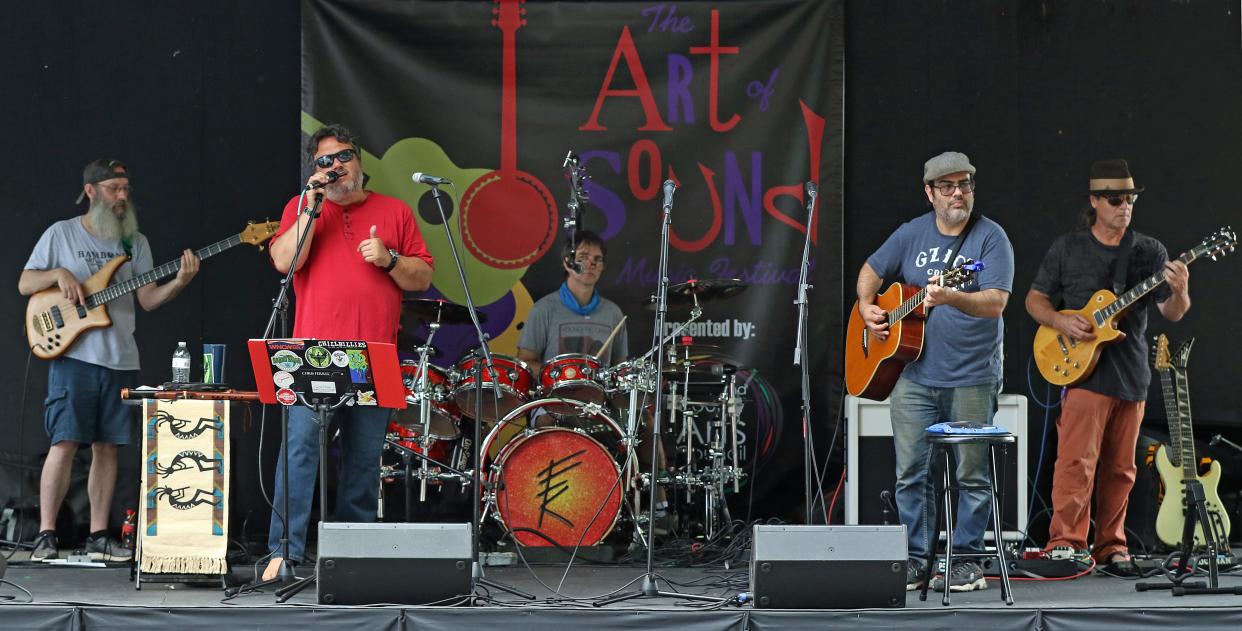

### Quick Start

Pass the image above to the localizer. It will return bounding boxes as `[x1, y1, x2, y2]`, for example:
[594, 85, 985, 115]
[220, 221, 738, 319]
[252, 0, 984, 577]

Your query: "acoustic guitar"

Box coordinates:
[1151, 334, 1231, 548]
[1032, 227, 1235, 386]
[845, 261, 984, 400]
[26, 221, 279, 359]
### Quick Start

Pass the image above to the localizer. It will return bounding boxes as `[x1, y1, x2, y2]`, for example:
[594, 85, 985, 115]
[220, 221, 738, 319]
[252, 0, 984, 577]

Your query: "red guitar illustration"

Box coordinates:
[459, 0, 558, 270]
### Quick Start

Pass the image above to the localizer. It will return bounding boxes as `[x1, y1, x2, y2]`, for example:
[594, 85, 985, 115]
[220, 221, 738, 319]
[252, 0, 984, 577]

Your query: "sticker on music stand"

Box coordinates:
[346, 349, 371, 383]
[273, 371, 295, 388]
[271, 350, 302, 372]
[310, 380, 337, 395]
[305, 346, 331, 368]
[275, 388, 297, 406]
[356, 390, 377, 405]
[331, 350, 350, 367]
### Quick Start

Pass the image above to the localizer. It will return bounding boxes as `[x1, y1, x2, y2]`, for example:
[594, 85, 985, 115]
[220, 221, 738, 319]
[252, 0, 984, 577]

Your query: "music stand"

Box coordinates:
[246, 338, 405, 602]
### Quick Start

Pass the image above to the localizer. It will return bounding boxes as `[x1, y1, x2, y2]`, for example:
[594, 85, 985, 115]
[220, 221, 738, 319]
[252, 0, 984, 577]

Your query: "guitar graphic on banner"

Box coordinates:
[1151, 334, 1231, 549]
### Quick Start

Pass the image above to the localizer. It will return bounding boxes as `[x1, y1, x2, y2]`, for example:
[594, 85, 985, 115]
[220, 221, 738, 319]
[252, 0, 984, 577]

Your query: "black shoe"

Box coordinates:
[906, 559, 926, 591]
[932, 559, 988, 592]
[86, 532, 133, 562]
[31, 530, 58, 561]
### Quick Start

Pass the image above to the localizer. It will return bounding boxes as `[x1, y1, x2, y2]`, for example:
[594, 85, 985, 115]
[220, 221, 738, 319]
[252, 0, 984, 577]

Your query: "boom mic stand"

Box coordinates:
[792, 181, 820, 522]
[595, 181, 723, 607]
[227, 187, 325, 599]
[423, 179, 532, 601]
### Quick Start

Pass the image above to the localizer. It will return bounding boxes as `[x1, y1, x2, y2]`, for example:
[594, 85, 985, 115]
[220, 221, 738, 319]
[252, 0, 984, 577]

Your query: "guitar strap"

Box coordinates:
[946, 211, 981, 272]
[1111, 228, 1134, 294]
[121, 236, 133, 259]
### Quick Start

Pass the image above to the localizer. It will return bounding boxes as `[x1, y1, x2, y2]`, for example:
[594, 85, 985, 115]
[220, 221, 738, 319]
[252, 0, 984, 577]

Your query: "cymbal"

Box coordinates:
[401, 298, 485, 325]
[396, 329, 443, 358]
[665, 343, 723, 356]
[646, 278, 748, 310]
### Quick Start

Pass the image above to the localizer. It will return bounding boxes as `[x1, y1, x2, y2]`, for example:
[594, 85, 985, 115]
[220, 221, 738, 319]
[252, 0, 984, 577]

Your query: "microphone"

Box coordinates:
[662, 179, 677, 209]
[412, 172, 452, 185]
[305, 170, 341, 190]
[806, 180, 818, 197]
[565, 253, 583, 274]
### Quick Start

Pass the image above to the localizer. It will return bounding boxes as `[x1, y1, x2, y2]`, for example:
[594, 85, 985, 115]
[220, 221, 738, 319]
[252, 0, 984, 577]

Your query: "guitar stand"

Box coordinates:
[1135, 479, 1242, 596]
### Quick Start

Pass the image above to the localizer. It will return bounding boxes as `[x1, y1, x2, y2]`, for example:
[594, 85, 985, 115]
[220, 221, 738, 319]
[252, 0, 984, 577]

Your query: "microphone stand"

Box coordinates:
[425, 182, 532, 601]
[595, 181, 723, 607]
[226, 188, 324, 599]
[792, 182, 819, 523]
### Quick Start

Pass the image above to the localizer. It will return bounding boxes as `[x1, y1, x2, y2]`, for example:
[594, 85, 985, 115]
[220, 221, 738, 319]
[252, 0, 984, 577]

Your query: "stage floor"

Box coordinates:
[4, 553, 1242, 614]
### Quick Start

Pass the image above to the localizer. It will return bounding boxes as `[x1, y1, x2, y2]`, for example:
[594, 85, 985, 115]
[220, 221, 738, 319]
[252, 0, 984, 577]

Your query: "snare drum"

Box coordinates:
[539, 353, 605, 414]
[452, 353, 534, 424]
[482, 399, 626, 547]
[393, 360, 461, 440]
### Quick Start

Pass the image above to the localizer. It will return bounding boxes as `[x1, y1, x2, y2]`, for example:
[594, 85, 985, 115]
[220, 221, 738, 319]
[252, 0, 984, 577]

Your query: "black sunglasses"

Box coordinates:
[1098, 193, 1138, 207]
[314, 149, 357, 169]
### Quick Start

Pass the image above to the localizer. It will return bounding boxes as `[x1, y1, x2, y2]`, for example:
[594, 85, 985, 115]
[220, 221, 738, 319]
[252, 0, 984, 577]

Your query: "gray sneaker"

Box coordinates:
[30, 531, 58, 561]
[905, 559, 926, 591]
[932, 559, 988, 592]
[86, 533, 133, 562]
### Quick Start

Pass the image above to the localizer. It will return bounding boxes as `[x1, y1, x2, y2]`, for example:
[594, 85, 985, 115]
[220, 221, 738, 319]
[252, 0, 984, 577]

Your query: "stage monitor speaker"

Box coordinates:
[750, 525, 906, 608]
[317, 522, 471, 605]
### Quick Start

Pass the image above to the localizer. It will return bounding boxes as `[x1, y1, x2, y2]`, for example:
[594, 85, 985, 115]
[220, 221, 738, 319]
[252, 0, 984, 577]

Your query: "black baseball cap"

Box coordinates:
[76, 158, 130, 204]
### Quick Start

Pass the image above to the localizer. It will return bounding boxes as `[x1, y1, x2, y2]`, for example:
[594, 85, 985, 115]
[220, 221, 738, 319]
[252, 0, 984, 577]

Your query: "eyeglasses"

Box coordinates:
[932, 180, 976, 195]
[1098, 193, 1138, 206]
[97, 183, 132, 195]
[314, 149, 357, 169]
[575, 255, 605, 267]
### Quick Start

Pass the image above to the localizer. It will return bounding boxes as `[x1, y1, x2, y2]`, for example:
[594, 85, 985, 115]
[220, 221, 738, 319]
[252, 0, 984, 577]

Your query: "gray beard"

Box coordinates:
[87, 198, 139, 242]
[325, 171, 364, 204]
[939, 202, 971, 226]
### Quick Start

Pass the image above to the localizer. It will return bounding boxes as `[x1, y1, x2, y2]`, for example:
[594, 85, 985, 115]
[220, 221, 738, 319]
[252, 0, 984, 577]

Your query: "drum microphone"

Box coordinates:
[412, 172, 452, 185]
[305, 170, 342, 190]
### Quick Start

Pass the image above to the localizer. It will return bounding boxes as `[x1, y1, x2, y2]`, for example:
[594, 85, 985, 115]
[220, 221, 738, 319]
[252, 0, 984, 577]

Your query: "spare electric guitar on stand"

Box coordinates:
[1033, 227, 1235, 386]
[26, 220, 279, 359]
[1151, 334, 1231, 550]
[845, 261, 984, 400]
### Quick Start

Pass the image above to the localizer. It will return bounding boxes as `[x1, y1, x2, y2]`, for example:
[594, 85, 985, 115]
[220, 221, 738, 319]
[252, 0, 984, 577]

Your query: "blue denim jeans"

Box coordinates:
[267, 403, 391, 562]
[889, 376, 998, 561]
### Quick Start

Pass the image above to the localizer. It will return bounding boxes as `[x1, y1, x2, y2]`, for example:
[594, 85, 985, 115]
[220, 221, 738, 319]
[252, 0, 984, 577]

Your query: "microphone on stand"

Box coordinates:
[304, 170, 342, 190]
[662, 179, 677, 210]
[412, 172, 452, 185]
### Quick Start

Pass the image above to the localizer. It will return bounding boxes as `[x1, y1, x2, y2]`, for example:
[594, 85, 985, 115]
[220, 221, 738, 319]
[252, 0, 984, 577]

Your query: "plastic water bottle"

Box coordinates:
[172, 342, 191, 383]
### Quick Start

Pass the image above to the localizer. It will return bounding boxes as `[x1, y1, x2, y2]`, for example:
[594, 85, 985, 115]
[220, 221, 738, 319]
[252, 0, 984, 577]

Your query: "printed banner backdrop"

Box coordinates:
[302, 0, 844, 518]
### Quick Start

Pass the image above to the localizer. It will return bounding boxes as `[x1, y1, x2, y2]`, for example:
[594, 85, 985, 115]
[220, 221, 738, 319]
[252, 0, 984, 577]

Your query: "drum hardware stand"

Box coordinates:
[792, 181, 819, 523]
[424, 180, 533, 601]
[227, 188, 326, 599]
[595, 181, 723, 607]
[412, 319, 445, 502]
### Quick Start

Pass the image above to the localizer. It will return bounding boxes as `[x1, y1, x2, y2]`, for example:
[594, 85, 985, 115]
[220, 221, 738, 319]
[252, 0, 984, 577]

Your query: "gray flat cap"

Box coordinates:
[923, 151, 976, 182]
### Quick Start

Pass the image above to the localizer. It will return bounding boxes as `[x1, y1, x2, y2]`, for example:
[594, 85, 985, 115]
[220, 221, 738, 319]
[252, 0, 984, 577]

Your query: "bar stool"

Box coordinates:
[917, 421, 1015, 606]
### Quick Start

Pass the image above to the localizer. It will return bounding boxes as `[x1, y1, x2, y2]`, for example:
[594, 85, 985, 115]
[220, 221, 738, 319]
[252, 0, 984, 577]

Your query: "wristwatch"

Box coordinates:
[384, 248, 400, 272]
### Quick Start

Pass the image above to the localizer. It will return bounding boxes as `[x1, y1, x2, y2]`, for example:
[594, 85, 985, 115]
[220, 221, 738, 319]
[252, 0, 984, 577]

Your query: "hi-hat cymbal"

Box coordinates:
[396, 329, 443, 358]
[401, 298, 485, 325]
[665, 342, 723, 356]
[645, 278, 748, 310]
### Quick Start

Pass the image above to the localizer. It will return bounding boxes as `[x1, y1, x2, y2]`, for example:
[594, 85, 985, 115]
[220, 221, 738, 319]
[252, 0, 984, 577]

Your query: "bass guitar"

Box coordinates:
[1152, 334, 1231, 548]
[845, 261, 984, 400]
[26, 221, 279, 359]
[1033, 227, 1235, 386]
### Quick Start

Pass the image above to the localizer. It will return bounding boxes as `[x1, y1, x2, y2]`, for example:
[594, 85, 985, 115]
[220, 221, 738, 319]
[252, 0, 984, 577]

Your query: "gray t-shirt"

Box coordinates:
[1030, 229, 1171, 401]
[866, 211, 1015, 388]
[25, 217, 153, 370]
[518, 290, 628, 366]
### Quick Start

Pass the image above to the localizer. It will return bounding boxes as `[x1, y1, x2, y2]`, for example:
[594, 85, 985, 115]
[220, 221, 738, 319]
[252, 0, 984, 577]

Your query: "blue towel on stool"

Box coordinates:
[927, 421, 1008, 435]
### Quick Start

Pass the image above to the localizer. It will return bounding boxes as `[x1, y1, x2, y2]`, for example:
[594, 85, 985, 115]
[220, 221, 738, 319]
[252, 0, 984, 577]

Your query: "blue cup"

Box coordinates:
[202, 343, 226, 384]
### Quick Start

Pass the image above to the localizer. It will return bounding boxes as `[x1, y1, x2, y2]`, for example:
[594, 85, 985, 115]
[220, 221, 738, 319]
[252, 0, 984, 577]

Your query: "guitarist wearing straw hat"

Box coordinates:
[19, 158, 200, 563]
[1026, 159, 1190, 573]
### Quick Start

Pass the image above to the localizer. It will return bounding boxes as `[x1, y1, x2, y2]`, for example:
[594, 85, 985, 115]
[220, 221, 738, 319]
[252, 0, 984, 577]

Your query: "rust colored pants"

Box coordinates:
[1045, 388, 1145, 563]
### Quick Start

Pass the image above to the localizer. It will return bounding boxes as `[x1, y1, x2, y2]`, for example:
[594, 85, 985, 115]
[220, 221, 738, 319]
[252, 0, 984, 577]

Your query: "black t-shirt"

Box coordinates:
[1030, 229, 1171, 401]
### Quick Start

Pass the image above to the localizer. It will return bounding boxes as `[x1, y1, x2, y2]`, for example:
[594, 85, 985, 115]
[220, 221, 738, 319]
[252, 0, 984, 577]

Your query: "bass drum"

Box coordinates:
[482, 399, 626, 548]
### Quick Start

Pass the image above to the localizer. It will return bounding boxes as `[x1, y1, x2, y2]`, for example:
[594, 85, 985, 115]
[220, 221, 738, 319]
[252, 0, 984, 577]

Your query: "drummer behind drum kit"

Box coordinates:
[386, 278, 752, 550]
